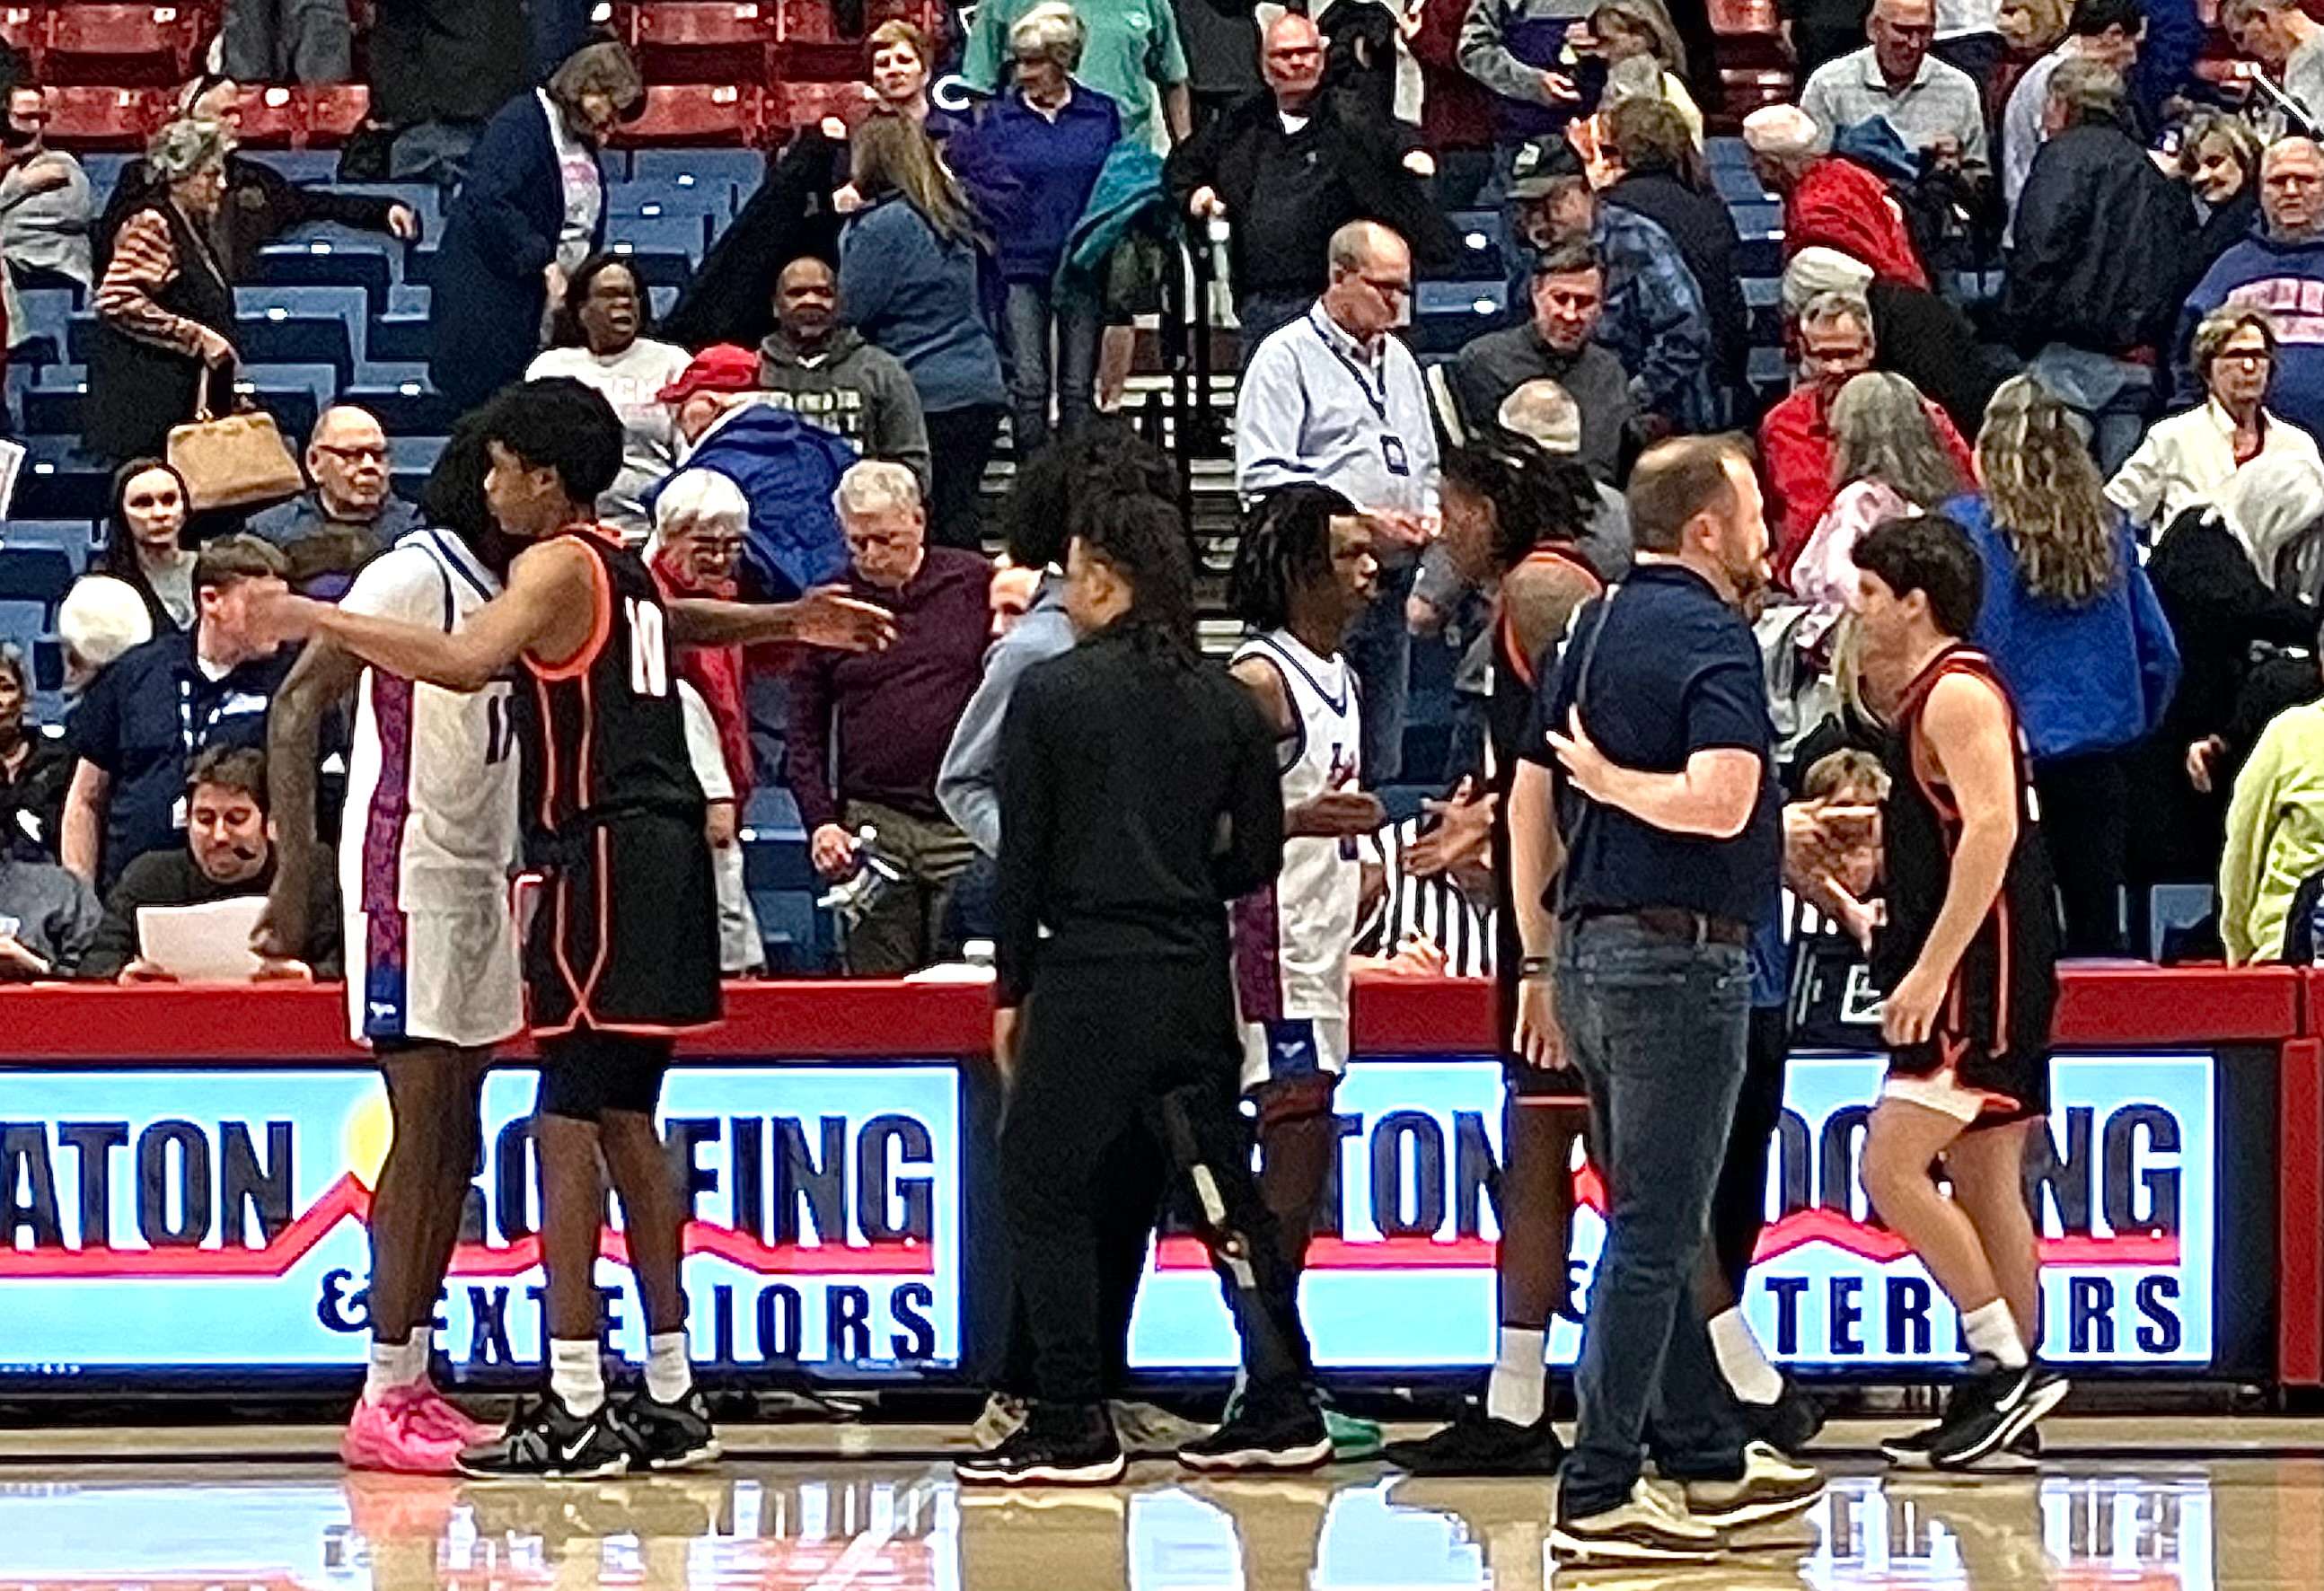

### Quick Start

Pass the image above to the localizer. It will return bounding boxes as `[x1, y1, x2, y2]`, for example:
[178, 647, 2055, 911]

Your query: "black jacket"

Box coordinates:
[1999, 111, 2195, 356]
[1603, 170, 1750, 398]
[2148, 506, 2317, 748]
[1869, 277, 2003, 437]
[2188, 185, 2259, 302]
[663, 132, 845, 351]
[98, 154, 401, 281]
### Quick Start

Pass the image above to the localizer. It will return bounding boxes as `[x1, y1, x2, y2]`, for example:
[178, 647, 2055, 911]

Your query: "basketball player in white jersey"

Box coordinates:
[1225, 485, 1386, 1456]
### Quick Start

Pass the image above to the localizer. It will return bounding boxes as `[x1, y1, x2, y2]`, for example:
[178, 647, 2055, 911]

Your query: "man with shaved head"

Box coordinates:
[249, 405, 422, 585]
[1800, 0, 1988, 185]
[1166, 12, 1448, 362]
[2179, 136, 2324, 438]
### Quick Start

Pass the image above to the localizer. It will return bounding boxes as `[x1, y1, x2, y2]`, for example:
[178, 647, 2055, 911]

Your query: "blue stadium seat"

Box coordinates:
[249, 151, 345, 183]
[1416, 280, 1507, 320]
[348, 385, 461, 437]
[369, 314, 432, 363]
[329, 183, 445, 239]
[607, 180, 735, 227]
[608, 212, 712, 265]
[237, 285, 372, 367]
[238, 320, 357, 384]
[252, 243, 397, 312]
[11, 288, 79, 364]
[12, 442, 109, 522]
[629, 148, 767, 196]
[0, 545, 75, 620]
[0, 523, 97, 570]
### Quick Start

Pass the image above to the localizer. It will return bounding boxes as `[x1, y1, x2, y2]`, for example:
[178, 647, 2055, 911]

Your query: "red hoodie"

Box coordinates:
[650, 545, 753, 803]
[1784, 158, 1929, 292]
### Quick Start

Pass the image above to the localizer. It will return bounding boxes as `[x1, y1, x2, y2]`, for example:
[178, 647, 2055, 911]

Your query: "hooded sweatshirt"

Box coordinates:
[756, 325, 933, 492]
[2175, 224, 2324, 441]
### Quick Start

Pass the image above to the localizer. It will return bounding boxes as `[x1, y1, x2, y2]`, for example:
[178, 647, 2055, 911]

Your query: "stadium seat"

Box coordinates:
[608, 211, 711, 264]
[0, 546, 75, 621]
[609, 84, 761, 146]
[237, 318, 357, 384]
[298, 84, 371, 146]
[630, 2, 774, 83]
[769, 79, 871, 133]
[42, 4, 206, 87]
[0, 522, 99, 570]
[629, 146, 766, 195]
[230, 84, 304, 148]
[607, 180, 735, 227]
[251, 242, 397, 313]
[42, 86, 168, 149]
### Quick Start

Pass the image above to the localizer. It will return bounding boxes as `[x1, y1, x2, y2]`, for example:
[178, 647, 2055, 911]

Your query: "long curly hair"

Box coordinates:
[1975, 374, 2117, 605]
[1829, 374, 1966, 509]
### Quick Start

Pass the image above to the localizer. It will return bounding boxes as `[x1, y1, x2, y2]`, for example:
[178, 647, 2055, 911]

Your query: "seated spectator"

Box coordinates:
[2220, 644, 2324, 964]
[525, 256, 693, 543]
[1586, 0, 1703, 145]
[1743, 104, 1930, 290]
[0, 643, 71, 861]
[2141, 454, 2324, 891]
[840, 114, 1008, 550]
[248, 407, 426, 586]
[2179, 112, 2265, 294]
[86, 119, 238, 464]
[219, 0, 353, 85]
[1443, 236, 1634, 484]
[654, 347, 855, 601]
[2111, 308, 2323, 537]
[2001, 0, 2144, 215]
[89, 460, 198, 636]
[1, 84, 94, 293]
[98, 77, 420, 280]
[54, 577, 153, 699]
[2179, 137, 2324, 443]
[0, 837, 99, 980]
[1945, 374, 2181, 956]
[2001, 59, 2195, 472]
[1791, 371, 1970, 610]
[1780, 245, 1997, 436]
[428, 42, 642, 413]
[1760, 290, 1973, 577]
[2222, 0, 2324, 127]
[1169, 13, 1445, 361]
[1800, 0, 1990, 183]
[77, 746, 339, 982]
[61, 537, 293, 891]
[758, 256, 931, 490]
[789, 462, 990, 974]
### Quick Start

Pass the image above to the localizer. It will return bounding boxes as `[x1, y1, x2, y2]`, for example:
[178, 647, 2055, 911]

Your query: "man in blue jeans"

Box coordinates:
[1507, 435, 1824, 1564]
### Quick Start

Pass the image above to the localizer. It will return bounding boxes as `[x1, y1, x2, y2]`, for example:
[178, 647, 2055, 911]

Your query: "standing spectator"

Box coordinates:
[526, 256, 694, 543]
[219, 0, 353, 84]
[864, 20, 974, 140]
[1237, 221, 1437, 780]
[60, 538, 294, 891]
[2110, 308, 2322, 538]
[86, 460, 198, 637]
[758, 257, 931, 488]
[1445, 237, 1636, 483]
[2000, 0, 2144, 215]
[1, 84, 93, 292]
[1174, 0, 1264, 132]
[54, 579, 154, 699]
[86, 119, 236, 464]
[1591, 95, 1749, 420]
[789, 462, 990, 974]
[247, 407, 426, 583]
[0, 644, 72, 862]
[841, 114, 1008, 550]
[1168, 13, 1448, 361]
[2223, 0, 2324, 127]
[1933, 0, 2007, 90]
[1460, 0, 1594, 199]
[2179, 137, 2324, 443]
[1995, 0, 2071, 110]
[964, 0, 1193, 149]
[1742, 105, 1930, 290]
[1999, 60, 2194, 473]
[1760, 291, 1973, 572]
[1945, 375, 2181, 956]
[2179, 112, 2266, 294]
[1587, 0, 1703, 145]
[427, 43, 642, 414]
[1781, 245, 1999, 435]
[2219, 638, 2324, 964]
[1800, 0, 1990, 182]
[979, 5, 1122, 458]
[366, 0, 530, 187]
[1790, 371, 1968, 609]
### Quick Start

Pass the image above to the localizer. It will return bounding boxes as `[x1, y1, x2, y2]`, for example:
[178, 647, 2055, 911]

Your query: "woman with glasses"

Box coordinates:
[2110, 307, 2322, 540]
[527, 255, 693, 544]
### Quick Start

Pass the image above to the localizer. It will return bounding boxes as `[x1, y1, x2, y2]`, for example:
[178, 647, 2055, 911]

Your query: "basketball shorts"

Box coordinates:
[535, 1028, 675, 1122]
[1883, 1032, 2050, 1130]
[1239, 1015, 1350, 1098]
[349, 899, 524, 1051]
[523, 812, 723, 1037]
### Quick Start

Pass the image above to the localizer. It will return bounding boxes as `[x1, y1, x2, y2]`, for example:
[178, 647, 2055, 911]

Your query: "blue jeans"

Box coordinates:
[1556, 915, 1751, 1519]
[1003, 280, 1099, 459]
[1348, 560, 1416, 784]
[2024, 344, 2155, 478]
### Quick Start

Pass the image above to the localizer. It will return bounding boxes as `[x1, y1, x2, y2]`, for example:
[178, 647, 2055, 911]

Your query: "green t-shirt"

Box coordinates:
[963, 0, 1189, 148]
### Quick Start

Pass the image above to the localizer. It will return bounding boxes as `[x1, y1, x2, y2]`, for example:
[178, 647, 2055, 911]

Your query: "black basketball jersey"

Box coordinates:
[1872, 646, 2058, 1059]
[517, 525, 703, 855]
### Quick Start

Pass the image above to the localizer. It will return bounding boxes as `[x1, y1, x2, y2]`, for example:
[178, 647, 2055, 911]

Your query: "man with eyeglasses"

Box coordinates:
[2179, 136, 2324, 442]
[250, 406, 424, 592]
[1237, 220, 1438, 783]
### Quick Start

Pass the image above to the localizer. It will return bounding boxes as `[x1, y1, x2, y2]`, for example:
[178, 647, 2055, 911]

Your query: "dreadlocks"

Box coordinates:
[1081, 495, 1201, 662]
[1439, 432, 1598, 573]
[1002, 419, 1176, 569]
[1228, 484, 1360, 631]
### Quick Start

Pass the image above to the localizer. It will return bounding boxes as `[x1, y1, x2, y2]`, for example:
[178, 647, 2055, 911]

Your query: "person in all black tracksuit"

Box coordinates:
[1848, 514, 2069, 1472]
[269, 378, 894, 1480]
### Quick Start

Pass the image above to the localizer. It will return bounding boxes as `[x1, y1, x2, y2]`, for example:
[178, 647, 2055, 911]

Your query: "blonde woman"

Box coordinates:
[1791, 373, 1967, 610]
[1589, 0, 1702, 146]
[1945, 374, 2181, 954]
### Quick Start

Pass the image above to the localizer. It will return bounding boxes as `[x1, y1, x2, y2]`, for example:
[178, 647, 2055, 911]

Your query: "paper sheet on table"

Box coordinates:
[136, 896, 267, 981]
[0, 437, 24, 521]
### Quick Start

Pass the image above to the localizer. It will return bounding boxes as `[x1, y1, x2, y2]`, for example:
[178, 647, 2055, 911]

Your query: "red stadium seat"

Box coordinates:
[40, 4, 207, 86]
[230, 84, 303, 147]
[0, 7, 38, 56]
[298, 83, 371, 145]
[768, 77, 874, 133]
[632, 2, 774, 81]
[1707, 0, 1779, 35]
[42, 84, 170, 149]
[609, 83, 762, 145]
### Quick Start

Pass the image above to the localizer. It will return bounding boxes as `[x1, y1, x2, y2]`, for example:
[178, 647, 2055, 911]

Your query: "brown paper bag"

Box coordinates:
[166, 369, 304, 511]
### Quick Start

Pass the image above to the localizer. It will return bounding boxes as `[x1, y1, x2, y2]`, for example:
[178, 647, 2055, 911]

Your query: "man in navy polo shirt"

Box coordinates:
[1507, 436, 1824, 1565]
[60, 535, 293, 891]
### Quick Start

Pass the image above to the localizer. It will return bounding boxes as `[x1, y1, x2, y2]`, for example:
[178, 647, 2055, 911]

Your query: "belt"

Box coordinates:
[1573, 906, 1749, 946]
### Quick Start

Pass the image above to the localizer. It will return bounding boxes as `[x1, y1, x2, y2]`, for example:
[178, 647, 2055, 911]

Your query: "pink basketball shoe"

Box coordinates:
[405, 1385, 498, 1448]
[342, 1388, 468, 1474]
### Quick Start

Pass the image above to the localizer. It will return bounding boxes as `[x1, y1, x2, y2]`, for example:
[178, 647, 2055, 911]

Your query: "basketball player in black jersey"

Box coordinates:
[262, 380, 894, 1478]
[1847, 515, 2068, 1470]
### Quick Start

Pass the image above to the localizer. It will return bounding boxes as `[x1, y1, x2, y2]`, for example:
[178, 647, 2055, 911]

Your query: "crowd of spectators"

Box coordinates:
[22, 0, 2324, 989]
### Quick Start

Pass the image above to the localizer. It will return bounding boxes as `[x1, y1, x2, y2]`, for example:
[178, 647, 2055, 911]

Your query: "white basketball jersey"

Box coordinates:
[338, 530, 522, 917]
[1230, 628, 1362, 1023]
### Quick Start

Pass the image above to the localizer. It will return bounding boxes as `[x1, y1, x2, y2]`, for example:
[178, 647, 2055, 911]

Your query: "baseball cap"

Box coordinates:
[656, 344, 761, 404]
[1507, 136, 1584, 200]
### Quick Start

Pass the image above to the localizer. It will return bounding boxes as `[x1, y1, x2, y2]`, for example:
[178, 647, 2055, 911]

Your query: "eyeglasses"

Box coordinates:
[2215, 347, 2275, 366]
[315, 444, 389, 464]
[1267, 44, 1323, 59]
[1360, 274, 1412, 300]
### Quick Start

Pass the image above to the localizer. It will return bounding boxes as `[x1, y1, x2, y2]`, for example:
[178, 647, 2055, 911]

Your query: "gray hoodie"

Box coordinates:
[756, 326, 933, 492]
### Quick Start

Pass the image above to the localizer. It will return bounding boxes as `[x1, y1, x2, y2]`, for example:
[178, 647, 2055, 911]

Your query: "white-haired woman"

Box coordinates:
[1791, 372, 1968, 610]
[976, 2, 1121, 458]
[2108, 306, 2322, 540]
[0, 640, 75, 865]
[86, 118, 237, 461]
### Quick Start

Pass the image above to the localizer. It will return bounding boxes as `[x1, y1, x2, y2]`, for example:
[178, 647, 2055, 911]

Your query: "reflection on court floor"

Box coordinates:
[0, 1436, 2313, 1591]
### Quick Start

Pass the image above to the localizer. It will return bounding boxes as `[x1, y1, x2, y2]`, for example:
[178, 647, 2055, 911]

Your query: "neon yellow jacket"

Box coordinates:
[2221, 699, 2324, 964]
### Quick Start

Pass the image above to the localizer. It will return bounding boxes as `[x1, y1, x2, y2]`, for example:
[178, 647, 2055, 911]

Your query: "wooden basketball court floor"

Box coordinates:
[4, 1418, 2322, 1589]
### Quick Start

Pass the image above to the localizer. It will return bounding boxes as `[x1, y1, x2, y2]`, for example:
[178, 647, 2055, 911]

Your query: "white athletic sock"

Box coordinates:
[1962, 1300, 2030, 1369]
[1484, 1326, 1547, 1426]
[550, 1339, 605, 1416]
[364, 1334, 426, 1404]
[646, 1331, 693, 1404]
[1709, 1307, 1784, 1406]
